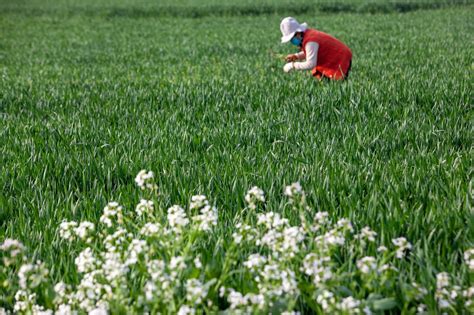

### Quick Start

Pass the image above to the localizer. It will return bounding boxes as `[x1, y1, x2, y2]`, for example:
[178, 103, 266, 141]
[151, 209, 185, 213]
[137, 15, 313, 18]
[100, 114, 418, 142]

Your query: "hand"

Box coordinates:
[283, 62, 294, 73]
[285, 54, 298, 62]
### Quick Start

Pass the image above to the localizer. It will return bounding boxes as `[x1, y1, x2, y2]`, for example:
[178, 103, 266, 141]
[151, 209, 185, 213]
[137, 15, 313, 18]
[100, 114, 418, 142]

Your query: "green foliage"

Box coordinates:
[0, 0, 472, 313]
[1, 0, 472, 17]
[1, 179, 472, 313]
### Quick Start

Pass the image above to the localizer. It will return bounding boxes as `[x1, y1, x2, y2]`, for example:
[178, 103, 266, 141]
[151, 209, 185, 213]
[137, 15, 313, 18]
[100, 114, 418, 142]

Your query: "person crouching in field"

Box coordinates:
[280, 17, 352, 80]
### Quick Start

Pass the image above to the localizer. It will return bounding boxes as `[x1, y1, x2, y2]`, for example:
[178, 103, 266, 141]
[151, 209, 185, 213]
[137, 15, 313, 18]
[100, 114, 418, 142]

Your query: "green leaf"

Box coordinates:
[372, 298, 399, 311]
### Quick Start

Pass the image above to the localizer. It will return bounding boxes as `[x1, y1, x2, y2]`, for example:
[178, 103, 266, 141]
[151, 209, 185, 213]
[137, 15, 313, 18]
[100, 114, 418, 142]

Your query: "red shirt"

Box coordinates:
[302, 29, 352, 80]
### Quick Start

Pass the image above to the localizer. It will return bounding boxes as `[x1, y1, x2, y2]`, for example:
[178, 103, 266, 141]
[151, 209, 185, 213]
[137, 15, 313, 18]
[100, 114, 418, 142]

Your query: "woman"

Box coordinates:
[280, 17, 352, 80]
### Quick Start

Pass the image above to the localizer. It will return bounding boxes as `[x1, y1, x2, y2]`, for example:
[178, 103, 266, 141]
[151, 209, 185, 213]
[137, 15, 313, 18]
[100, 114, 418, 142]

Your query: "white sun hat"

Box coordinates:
[280, 17, 308, 43]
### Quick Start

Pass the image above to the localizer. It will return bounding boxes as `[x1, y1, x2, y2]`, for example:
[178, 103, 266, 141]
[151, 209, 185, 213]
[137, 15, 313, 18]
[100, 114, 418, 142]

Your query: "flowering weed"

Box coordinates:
[1, 171, 472, 314]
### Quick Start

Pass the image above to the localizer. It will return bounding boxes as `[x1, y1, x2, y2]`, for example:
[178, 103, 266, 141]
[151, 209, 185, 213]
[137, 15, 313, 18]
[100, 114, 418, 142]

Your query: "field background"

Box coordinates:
[1, 0, 472, 291]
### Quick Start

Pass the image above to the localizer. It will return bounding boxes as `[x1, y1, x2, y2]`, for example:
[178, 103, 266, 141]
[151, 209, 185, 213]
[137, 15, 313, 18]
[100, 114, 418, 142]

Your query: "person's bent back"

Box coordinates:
[280, 17, 352, 80]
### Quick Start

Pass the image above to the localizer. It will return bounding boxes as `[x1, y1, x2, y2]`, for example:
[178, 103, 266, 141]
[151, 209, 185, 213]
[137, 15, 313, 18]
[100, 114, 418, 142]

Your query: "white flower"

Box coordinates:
[436, 272, 450, 289]
[357, 256, 377, 274]
[243, 254, 267, 270]
[281, 226, 305, 254]
[193, 205, 218, 232]
[464, 286, 474, 298]
[102, 251, 128, 282]
[89, 307, 108, 315]
[1, 238, 25, 253]
[194, 257, 202, 269]
[18, 261, 49, 289]
[56, 304, 76, 315]
[247, 293, 265, 309]
[140, 222, 162, 237]
[190, 195, 209, 210]
[336, 218, 353, 232]
[464, 287, 474, 309]
[135, 199, 154, 216]
[284, 182, 303, 198]
[53, 282, 70, 305]
[232, 223, 257, 244]
[59, 221, 78, 241]
[14, 290, 36, 312]
[226, 290, 266, 311]
[257, 212, 288, 230]
[259, 264, 299, 297]
[392, 237, 412, 258]
[232, 232, 243, 244]
[167, 205, 189, 233]
[75, 221, 95, 243]
[377, 246, 388, 253]
[435, 272, 457, 310]
[339, 296, 360, 312]
[169, 256, 186, 279]
[32, 304, 53, 315]
[135, 170, 157, 190]
[170, 256, 186, 269]
[416, 304, 427, 314]
[74, 271, 112, 311]
[147, 259, 166, 281]
[302, 254, 332, 284]
[464, 248, 474, 271]
[317, 229, 345, 247]
[103, 227, 130, 252]
[378, 263, 397, 274]
[259, 229, 280, 250]
[311, 212, 330, 231]
[450, 286, 460, 299]
[245, 186, 265, 209]
[316, 290, 336, 311]
[99, 202, 123, 227]
[1, 238, 25, 266]
[412, 282, 428, 300]
[143, 259, 172, 302]
[177, 305, 195, 315]
[258, 224, 305, 258]
[185, 279, 208, 304]
[228, 290, 248, 308]
[144, 281, 157, 301]
[355, 226, 377, 243]
[125, 239, 147, 266]
[219, 286, 226, 298]
[75, 248, 97, 273]
[437, 298, 451, 309]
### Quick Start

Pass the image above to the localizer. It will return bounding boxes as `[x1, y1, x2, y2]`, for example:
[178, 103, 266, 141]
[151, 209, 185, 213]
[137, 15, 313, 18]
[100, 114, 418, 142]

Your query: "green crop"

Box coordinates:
[0, 0, 472, 313]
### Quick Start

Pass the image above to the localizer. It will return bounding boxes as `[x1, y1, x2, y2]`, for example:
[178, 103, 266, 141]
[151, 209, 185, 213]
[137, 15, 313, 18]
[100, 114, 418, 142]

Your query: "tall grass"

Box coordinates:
[0, 1, 472, 313]
[1, 0, 472, 17]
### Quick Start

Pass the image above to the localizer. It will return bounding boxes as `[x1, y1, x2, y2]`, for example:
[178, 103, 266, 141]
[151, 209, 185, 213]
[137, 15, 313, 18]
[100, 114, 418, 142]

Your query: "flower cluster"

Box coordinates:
[135, 199, 154, 216]
[1, 238, 25, 266]
[283, 182, 303, 198]
[392, 237, 412, 259]
[189, 195, 218, 232]
[167, 205, 189, 233]
[134, 169, 157, 191]
[99, 202, 123, 227]
[244, 186, 265, 210]
[465, 248, 474, 271]
[1, 172, 472, 314]
[18, 261, 49, 289]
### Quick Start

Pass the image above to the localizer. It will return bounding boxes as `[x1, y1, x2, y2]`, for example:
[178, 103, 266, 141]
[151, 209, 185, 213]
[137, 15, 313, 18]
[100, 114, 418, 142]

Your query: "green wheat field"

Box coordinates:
[1, 0, 473, 314]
